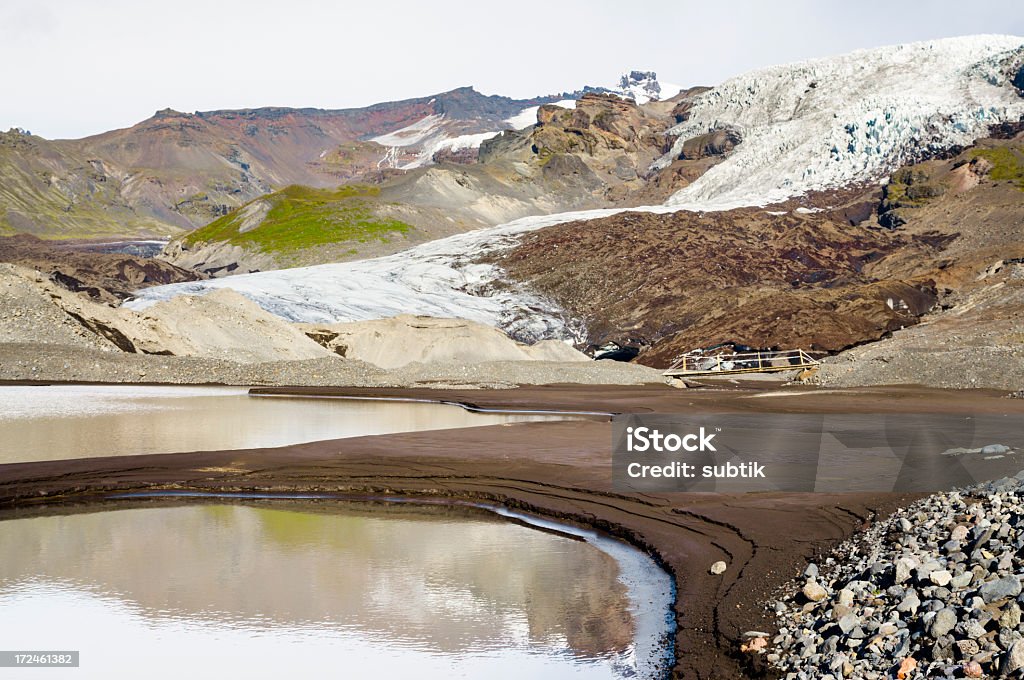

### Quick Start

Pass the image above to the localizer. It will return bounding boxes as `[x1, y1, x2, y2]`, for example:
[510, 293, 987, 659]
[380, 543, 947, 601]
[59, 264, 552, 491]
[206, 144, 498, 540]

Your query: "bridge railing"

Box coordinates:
[663, 348, 819, 377]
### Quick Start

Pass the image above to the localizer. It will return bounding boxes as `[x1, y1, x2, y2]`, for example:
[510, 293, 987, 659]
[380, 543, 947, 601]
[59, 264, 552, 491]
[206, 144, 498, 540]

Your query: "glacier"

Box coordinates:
[128, 36, 1024, 339]
[660, 35, 1024, 210]
[125, 206, 641, 342]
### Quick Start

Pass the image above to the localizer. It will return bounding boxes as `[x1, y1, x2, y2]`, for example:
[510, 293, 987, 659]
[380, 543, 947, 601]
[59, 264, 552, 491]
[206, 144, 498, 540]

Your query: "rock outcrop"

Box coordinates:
[0, 234, 199, 303]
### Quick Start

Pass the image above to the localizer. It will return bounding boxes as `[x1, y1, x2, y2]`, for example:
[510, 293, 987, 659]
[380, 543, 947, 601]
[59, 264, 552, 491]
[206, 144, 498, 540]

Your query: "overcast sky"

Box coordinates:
[2, 0, 1022, 139]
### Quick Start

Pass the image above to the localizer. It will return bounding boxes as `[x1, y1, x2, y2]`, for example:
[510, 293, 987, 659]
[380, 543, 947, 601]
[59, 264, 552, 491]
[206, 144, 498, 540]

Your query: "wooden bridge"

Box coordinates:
[662, 348, 819, 377]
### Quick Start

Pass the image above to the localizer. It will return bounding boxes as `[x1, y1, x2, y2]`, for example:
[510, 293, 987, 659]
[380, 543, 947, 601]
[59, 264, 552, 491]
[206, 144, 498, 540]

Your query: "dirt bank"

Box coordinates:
[2, 384, 1022, 678]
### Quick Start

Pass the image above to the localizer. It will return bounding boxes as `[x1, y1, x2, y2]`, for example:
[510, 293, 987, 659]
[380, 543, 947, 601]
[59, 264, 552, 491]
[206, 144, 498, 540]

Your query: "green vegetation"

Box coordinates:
[884, 168, 945, 208]
[971, 147, 1024, 190]
[182, 184, 412, 254]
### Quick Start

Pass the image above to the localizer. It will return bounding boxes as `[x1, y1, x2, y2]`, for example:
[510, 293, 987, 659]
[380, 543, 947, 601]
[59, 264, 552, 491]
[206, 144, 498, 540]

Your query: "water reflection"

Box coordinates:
[0, 386, 570, 464]
[0, 503, 639, 679]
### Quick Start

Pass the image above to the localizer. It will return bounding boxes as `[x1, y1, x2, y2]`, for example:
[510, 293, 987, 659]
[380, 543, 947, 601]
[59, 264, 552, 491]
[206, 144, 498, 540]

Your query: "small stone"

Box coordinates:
[709, 560, 727, 575]
[896, 656, 917, 679]
[1001, 602, 1022, 629]
[980, 575, 1022, 603]
[962, 660, 983, 678]
[833, 604, 855, 620]
[932, 633, 955, 661]
[951, 525, 970, 541]
[962, 620, 987, 640]
[838, 613, 860, 634]
[929, 569, 952, 587]
[981, 444, 1011, 455]
[897, 591, 921, 614]
[803, 580, 828, 602]
[878, 622, 899, 636]
[837, 589, 854, 607]
[1006, 639, 1024, 674]
[895, 556, 918, 584]
[956, 639, 981, 658]
[951, 571, 974, 590]
[804, 562, 819, 579]
[929, 608, 957, 638]
[740, 636, 767, 653]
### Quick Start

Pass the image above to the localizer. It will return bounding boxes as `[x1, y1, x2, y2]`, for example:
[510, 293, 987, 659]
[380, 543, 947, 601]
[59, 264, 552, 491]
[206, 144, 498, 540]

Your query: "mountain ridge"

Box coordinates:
[0, 87, 574, 238]
[0, 73, 688, 240]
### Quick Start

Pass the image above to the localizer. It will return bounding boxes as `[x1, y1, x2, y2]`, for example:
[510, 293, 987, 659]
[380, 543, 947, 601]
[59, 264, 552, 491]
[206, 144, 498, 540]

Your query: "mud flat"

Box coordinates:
[2, 383, 1023, 678]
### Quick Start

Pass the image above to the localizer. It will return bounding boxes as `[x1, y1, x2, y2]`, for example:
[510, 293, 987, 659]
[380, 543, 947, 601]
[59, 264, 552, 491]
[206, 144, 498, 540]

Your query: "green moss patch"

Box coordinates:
[183, 184, 412, 254]
[971, 147, 1024, 190]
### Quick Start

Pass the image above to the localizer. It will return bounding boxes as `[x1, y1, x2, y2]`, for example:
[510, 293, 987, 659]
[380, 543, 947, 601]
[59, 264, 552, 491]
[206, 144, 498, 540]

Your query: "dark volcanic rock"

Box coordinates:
[0, 234, 200, 303]
[678, 127, 742, 159]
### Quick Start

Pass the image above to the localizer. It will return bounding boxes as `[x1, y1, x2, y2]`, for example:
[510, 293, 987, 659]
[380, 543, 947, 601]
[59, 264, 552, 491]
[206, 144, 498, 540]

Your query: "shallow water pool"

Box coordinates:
[0, 502, 672, 679]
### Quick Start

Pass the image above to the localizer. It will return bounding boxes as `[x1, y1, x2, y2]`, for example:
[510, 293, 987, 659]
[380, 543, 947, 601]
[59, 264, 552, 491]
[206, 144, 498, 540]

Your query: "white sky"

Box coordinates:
[2, 0, 1022, 139]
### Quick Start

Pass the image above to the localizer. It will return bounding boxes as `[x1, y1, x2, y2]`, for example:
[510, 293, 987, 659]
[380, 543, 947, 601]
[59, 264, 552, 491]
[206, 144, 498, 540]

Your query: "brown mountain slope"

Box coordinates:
[491, 206, 941, 364]
[811, 133, 1024, 390]
[492, 132, 1024, 374]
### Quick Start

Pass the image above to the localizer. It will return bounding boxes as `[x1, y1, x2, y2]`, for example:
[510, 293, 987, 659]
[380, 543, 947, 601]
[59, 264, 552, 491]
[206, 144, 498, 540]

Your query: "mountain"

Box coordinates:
[0, 69, 693, 243]
[159, 90, 705, 275]
[0, 87, 568, 238]
[125, 35, 1024, 377]
[609, 70, 683, 105]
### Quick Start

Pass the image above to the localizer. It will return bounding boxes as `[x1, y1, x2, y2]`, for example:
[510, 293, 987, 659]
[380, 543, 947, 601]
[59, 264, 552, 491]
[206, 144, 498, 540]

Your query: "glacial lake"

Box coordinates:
[0, 385, 575, 464]
[0, 503, 673, 679]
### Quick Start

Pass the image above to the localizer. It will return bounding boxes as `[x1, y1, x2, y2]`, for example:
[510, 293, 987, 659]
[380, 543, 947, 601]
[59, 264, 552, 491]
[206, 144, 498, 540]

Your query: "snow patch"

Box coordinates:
[505, 106, 540, 130]
[370, 114, 447, 148]
[371, 114, 514, 169]
[127, 209, 629, 342]
[505, 100, 578, 130]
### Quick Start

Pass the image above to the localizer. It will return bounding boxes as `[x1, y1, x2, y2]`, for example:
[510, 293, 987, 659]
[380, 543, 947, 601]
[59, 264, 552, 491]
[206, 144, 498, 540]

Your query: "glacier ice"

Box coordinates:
[659, 35, 1024, 210]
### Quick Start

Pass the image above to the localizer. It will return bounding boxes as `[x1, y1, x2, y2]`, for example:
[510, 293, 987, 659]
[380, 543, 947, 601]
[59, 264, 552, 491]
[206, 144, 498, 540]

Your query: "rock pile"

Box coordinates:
[769, 472, 1024, 678]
